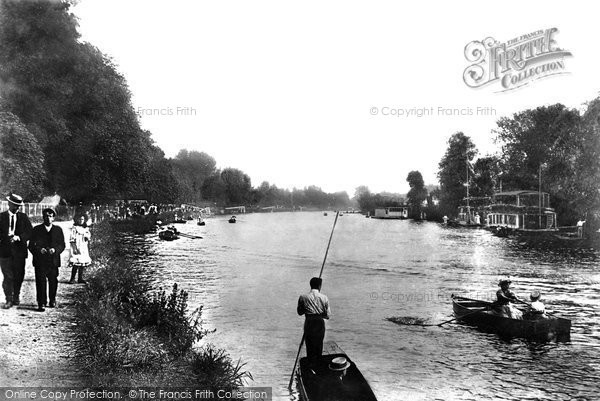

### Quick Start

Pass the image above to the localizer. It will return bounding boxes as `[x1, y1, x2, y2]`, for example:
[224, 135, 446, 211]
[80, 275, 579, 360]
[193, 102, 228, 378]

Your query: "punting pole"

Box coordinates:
[287, 211, 340, 389]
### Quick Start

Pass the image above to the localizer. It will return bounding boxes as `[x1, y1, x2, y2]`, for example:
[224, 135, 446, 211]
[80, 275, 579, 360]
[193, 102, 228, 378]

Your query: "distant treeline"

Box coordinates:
[355, 104, 600, 228]
[0, 1, 351, 210]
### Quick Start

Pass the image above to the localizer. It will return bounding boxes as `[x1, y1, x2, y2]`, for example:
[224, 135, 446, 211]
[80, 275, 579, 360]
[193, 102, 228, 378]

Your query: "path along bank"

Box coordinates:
[0, 217, 251, 393]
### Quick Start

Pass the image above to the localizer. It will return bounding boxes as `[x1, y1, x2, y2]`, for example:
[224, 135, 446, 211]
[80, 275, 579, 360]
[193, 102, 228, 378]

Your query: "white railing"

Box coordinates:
[0, 201, 61, 217]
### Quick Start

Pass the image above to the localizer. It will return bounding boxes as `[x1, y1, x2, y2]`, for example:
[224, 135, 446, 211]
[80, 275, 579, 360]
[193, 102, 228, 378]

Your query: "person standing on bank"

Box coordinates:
[297, 277, 331, 359]
[68, 214, 91, 284]
[0, 193, 33, 309]
[28, 208, 65, 312]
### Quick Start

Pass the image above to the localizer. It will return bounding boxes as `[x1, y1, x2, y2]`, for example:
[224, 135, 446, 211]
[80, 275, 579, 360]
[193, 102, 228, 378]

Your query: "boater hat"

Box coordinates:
[498, 278, 512, 286]
[6, 193, 24, 206]
[329, 357, 351, 371]
[530, 291, 541, 301]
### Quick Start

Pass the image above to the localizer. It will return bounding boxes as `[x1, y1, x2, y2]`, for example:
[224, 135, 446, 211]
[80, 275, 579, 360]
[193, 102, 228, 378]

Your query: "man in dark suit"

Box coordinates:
[28, 208, 65, 312]
[0, 193, 33, 309]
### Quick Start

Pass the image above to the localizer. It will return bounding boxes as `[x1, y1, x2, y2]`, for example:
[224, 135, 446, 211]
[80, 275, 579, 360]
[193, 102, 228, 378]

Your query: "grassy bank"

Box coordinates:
[72, 217, 251, 391]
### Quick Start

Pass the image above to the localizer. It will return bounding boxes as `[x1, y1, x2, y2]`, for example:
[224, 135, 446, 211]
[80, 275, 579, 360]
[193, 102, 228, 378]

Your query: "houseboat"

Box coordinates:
[485, 190, 558, 233]
[371, 207, 409, 219]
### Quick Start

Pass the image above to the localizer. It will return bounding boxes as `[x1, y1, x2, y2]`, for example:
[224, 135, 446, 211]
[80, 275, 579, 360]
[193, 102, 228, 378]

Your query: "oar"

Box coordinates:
[177, 232, 203, 239]
[388, 306, 490, 327]
[425, 306, 490, 326]
[287, 211, 340, 390]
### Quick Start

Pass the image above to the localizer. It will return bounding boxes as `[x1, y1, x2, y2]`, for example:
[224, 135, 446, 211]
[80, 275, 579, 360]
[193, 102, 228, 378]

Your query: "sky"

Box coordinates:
[72, 0, 599, 196]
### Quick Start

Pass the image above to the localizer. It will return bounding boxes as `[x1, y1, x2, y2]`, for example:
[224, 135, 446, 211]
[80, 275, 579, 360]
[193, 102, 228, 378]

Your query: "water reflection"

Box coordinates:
[123, 213, 600, 400]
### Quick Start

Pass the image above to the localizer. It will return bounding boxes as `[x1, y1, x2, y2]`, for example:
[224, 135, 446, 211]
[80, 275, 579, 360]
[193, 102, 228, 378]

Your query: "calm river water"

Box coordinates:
[134, 212, 599, 400]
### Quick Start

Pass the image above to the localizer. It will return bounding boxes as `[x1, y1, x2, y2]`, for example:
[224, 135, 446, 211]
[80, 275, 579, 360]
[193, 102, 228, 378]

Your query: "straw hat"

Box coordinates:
[329, 357, 351, 371]
[6, 193, 24, 206]
[530, 291, 541, 301]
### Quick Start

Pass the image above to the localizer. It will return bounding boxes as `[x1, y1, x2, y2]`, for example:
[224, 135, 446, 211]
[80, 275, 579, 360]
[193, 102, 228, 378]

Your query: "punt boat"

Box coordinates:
[452, 295, 571, 341]
[296, 341, 377, 401]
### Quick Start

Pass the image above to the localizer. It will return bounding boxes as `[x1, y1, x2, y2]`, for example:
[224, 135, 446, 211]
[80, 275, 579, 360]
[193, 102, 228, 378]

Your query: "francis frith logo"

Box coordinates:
[463, 28, 572, 92]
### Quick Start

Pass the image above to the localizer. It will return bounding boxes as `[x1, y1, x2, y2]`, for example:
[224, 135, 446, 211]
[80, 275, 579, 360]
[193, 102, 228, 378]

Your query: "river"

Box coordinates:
[133, 212, 600, 400]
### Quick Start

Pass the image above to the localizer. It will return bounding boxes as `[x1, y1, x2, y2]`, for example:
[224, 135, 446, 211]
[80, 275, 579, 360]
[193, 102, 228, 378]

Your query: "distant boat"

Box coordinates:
[228, 216, 237, 223]
[371, 207, 408, 220]
[296, 341, 378, 401]
[197, 217, 206, 226]
[324, 212, 328, 216]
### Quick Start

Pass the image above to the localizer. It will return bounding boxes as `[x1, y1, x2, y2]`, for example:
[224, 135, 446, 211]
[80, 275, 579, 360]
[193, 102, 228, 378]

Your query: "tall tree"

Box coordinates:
[437, 132, 477, 216]
[144, 146, 180, 204]
[354, 185, 374, 211]
[220, 168, 252, 205]
[471, 155, 501, 197]
[406, 171, 428, 218]
[171, 150, 217, 203]
[0, 0, 155, 202]
[571, 98, 600, 229]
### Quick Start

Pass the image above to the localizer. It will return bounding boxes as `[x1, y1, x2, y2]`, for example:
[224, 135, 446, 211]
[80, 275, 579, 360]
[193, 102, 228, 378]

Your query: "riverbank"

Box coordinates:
[0, 217, 251, 394]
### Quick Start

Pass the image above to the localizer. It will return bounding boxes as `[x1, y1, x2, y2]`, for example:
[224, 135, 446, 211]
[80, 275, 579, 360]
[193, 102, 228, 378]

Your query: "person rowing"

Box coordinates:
[492, 279, 523, 319]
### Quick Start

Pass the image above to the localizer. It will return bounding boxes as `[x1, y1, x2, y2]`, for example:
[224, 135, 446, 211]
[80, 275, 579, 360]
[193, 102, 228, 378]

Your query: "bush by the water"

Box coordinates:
[191, 345, 252, 393]
[136, 284, 213, 357]
[73, 220, 250, 388]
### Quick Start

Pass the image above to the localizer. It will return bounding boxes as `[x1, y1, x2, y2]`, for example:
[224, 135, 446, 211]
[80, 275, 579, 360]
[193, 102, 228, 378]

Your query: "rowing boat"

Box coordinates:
[452, 295, 571, 341]
[296, 341, 377, 401]
[158, 229, 178, 241]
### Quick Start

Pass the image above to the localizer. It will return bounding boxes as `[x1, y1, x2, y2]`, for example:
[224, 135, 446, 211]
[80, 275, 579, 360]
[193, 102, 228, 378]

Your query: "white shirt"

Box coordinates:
[298, 289, 331, 319]
[530, 300, 545, 314]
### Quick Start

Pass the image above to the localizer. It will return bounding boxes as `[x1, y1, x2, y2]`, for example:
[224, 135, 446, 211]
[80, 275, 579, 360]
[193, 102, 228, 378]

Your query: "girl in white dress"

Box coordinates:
[69, 214, 91, 284]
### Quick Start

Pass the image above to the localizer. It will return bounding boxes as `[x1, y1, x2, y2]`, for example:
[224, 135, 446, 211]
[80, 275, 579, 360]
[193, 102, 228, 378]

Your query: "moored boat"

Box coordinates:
[228, 216, 237, 223]
[371, 207, 409, 220]
[296, 341, 377, 401]
[484, 190, 558, 233]
[158, 229, 179, 241]
[452, 295, 570, 341]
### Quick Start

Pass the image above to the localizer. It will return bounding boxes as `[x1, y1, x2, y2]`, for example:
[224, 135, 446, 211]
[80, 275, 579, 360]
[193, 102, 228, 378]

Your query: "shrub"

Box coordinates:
[191, 345, 252, 392]
[135, 284, 213, 357]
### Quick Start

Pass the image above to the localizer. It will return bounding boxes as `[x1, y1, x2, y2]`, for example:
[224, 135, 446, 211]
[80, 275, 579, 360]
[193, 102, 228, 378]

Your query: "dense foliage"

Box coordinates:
[0, 108, 46, 199]
[435, 103, 600, 229]
[354, 185, 405, 212]
[494, 104, 599, 226]
[0, 0, 350, 210]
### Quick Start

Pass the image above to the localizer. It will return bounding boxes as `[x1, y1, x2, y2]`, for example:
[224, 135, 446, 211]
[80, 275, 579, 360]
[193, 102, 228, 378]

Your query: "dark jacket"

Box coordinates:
[0, 211, 33, 258]
[28, 224, 65, 268]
